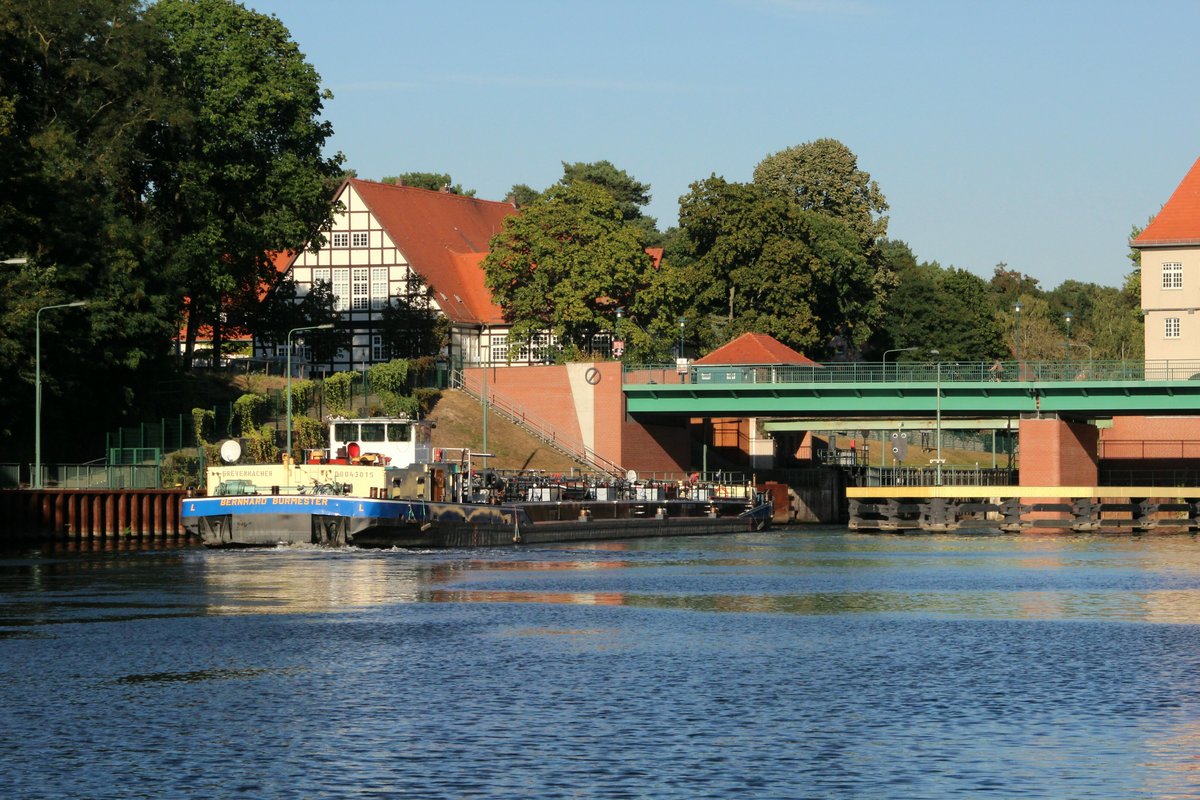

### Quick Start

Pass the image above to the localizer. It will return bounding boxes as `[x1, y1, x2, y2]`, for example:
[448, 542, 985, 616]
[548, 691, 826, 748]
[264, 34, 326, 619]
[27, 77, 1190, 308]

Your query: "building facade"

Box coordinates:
[266, 178, 538, 374]
[1134, 155, 1200, 373]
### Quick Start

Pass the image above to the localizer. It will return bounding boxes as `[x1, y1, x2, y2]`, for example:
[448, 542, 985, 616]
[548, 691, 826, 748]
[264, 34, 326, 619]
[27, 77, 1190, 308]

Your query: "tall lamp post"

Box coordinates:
[1063, 311, 1073, 358]
[36, 300, 89, 489]
[677, 317, 685, 359]
[614, 307, 624, 360]
[928, 349, 944, 486]
[1013, 301, 1023, 376]
[882, 346, 919, 381]
[286, 323, 334, 459]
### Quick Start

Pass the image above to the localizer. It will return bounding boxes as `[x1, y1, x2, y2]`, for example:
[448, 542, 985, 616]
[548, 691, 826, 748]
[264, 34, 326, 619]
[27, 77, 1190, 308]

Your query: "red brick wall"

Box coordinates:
[1100, 416, 1200, 459]
[1019, 418, 1099, 487]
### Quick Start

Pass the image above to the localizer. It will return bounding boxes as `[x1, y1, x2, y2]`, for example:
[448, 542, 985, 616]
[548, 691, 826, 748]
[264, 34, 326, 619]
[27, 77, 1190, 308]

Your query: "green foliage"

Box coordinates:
[369, 359, 411, 393]
[677, 172, 893, 358]
[483, 181, 652, 355]
[752, 138, 889, 246]
[161, 451, 201, 488]
[288, 379, 317, 418]
[381, 172, 475, 196]
[292, 415, 325, 459]
[250, 278, 348, 358]
[243, 424, 279, 464]
[412, 388, 442, 417]
[881, 262, 1007, 361]
[506, 183, 541, 208]
[192, 408, 216, 445]
[375, 274, 445, 359]
[232, 393, 268, 436]
[321, 371, 359, 414]
[146, 0, 344, 369]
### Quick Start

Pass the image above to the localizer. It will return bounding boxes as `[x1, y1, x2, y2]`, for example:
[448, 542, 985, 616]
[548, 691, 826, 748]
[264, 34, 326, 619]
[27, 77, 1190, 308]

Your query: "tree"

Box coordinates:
[483, 181, 651, 358]
[561, 159, 659, 243]
[881, 261, 1007, 361]
[145, 0, 344, 370]
[0, 0, 182, 458]
[376, 273, 447, 359]
[506, 183, 541, 208]
[752, 138, 888, 246]
[677, 174, 893, 358]
[382, 172, 475, 196]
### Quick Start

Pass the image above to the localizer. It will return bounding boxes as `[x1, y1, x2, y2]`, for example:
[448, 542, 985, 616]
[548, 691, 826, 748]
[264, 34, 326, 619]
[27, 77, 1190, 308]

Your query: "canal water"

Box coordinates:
[3, 528, 1200, 799]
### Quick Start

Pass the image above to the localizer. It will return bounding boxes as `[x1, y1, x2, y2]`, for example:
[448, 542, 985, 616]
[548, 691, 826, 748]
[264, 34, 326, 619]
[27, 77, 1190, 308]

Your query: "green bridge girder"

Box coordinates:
[621, 360, 1200, 419]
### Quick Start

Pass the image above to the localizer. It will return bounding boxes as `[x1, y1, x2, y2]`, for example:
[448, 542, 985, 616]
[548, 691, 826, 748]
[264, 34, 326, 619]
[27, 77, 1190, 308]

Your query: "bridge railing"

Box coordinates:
[622, 359, 1200, 385]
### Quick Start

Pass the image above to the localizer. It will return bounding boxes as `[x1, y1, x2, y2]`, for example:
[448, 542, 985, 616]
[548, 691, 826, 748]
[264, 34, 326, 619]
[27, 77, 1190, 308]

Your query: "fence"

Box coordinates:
[623, 359, 1200, 386]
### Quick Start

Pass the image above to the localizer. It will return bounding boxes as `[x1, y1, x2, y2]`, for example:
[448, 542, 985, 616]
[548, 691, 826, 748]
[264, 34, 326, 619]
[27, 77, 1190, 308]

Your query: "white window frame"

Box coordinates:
[372, 334, 385, 361]
[351, 231, 369, 248]
[1165, 317, 1181, 338]
[332, 269, 350, 312]
[352, 267, 370, 310]
[489, 333, 508, 365]
[331, 232, 349, 248]
[1163, 262, 1183, 290]
[370, 267, 389, 310]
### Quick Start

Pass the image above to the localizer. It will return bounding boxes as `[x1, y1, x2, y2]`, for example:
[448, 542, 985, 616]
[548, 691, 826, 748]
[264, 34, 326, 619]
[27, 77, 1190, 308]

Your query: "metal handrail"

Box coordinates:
[450, 370, 627, 477]
[622, 359, 1200, 385]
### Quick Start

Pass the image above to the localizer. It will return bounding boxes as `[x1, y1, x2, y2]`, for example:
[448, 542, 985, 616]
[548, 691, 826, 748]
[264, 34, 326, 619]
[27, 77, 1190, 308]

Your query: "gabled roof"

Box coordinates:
[693, 332, 819, 365]
[347, 178, 517, 324]
[1133, 156, 1200, 248]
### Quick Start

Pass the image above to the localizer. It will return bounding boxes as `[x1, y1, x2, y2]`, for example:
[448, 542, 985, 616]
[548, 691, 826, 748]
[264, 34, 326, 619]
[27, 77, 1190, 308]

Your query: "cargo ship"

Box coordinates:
[182, 416, 773, 548]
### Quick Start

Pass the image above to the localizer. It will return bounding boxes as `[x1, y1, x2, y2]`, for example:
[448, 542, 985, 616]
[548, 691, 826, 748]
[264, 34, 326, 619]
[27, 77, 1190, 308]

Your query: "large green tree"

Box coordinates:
[483, 181, 651, 359]
[145, 0, 344, 369]
[881, 260, 1007, 362]
[752, 138, 889, 246]
[677, 169, 893, 359]
[0, 0, 182, 457]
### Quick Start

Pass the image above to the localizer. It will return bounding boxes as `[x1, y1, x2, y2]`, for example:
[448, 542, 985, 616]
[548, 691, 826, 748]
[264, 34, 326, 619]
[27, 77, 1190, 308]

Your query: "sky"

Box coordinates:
[245, 0, 1200, 291]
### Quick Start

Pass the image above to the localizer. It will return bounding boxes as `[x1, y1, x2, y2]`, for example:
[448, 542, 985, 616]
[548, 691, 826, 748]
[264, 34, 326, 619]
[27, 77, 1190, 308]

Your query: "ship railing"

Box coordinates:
[450, 369, 627, 478]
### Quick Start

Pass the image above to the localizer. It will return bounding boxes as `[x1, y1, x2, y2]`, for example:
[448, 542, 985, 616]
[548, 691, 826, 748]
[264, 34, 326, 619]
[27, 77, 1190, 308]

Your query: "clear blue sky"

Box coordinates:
[246, 0, 1200, 291]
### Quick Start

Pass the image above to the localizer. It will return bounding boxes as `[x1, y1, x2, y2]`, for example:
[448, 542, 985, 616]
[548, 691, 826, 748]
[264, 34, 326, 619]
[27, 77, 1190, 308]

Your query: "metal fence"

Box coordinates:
[623, 359, 1200, 386]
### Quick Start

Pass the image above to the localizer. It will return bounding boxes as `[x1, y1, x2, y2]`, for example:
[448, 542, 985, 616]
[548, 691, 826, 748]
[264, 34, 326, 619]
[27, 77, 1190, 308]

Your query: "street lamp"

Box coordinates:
[286, 323, 334, 459]
[1063, 311, 1073, 358]
[677, 317, 685, 359]
[614, 307, 624, 360]
[928, 348, 944, 486]
[1013, 301, 1023, 375]
[882, 346, 919, 381]
[35, 300, 88, 489]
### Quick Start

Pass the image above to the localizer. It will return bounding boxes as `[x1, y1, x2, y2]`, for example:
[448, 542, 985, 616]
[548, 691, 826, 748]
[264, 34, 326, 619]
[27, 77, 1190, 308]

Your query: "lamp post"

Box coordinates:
[286, 323, 334, 459]
[1013, 301, 1023, 375]
[677, 317, 685, 359]
[1063, 311, 1073, 359]
[614, 307, 624, 360]
[928, 349, 943, 486]
[882, 346, 919, 381]
[36, 300, 88, 489]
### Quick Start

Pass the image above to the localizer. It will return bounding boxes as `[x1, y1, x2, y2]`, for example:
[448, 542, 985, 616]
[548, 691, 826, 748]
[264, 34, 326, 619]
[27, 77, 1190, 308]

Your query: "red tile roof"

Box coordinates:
[693, 332, 819, 365]
[348, 179, 517, 324]
[1133, 156, 1200, 247]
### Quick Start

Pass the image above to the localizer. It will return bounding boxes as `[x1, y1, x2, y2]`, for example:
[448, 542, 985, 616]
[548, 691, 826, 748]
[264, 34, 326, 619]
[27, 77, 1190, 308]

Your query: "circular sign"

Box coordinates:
[585, 367, 601, 385]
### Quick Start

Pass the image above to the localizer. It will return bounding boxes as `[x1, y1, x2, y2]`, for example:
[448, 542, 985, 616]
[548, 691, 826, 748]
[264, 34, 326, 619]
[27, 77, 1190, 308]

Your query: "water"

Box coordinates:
[4, 528, 1200, 799]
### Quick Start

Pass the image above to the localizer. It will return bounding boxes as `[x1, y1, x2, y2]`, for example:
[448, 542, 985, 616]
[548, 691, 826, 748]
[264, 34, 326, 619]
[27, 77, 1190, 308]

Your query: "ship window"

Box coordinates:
[359, 423, 386, 442]
[333, 423, 358, 442]
[387, 423, 412, 442]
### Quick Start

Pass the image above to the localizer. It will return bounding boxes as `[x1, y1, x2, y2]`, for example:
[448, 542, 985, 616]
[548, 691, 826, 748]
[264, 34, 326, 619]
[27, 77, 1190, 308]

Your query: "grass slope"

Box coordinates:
[427, 389, 590, 473]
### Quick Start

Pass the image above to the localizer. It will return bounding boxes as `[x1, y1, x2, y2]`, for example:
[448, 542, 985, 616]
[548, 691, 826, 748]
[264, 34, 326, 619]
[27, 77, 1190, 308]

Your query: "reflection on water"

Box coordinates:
[5, 529, 1200, 798]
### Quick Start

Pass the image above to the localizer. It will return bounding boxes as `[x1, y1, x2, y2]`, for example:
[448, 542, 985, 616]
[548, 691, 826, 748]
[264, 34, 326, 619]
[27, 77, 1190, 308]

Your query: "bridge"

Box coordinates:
[621, 359, 1200, 418]
[620, 358, 1200, 492]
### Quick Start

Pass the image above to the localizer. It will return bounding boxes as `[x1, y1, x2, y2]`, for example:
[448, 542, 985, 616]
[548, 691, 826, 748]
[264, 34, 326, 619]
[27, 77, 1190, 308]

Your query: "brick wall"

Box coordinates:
[1019, 418, 1099, 487]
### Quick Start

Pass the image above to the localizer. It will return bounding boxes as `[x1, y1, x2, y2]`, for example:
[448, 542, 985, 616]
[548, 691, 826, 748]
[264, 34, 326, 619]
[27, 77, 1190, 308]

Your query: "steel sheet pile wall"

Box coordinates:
[0, 489, 191, 543]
